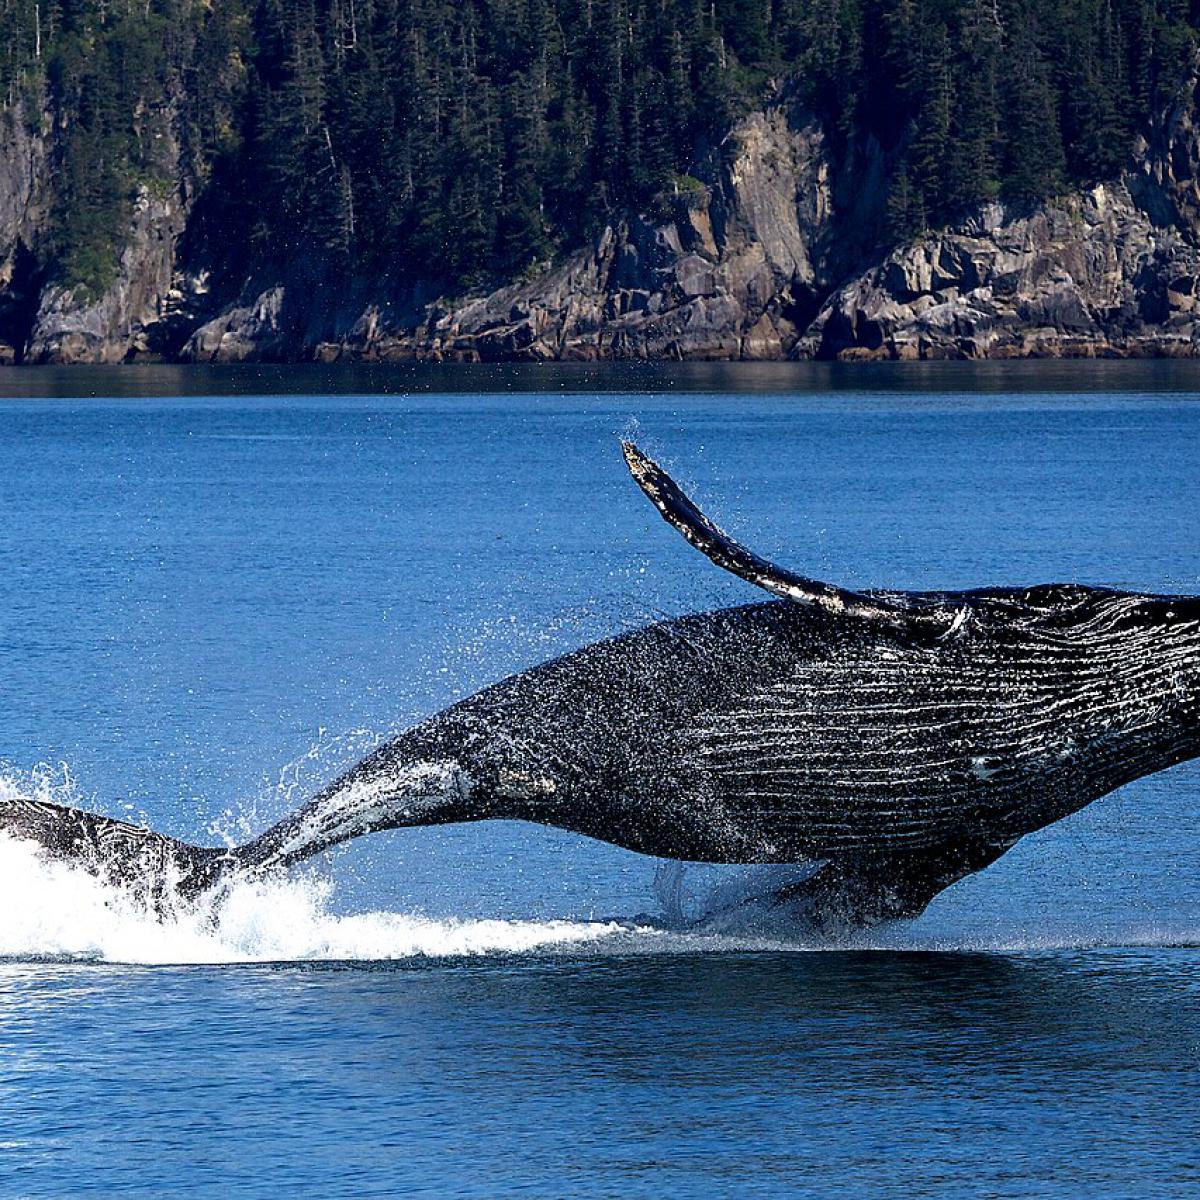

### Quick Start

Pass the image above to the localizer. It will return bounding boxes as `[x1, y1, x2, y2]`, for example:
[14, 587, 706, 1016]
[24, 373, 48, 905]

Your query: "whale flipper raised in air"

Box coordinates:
[621, 441, 964, 637]
[3, 442, 1198, 935]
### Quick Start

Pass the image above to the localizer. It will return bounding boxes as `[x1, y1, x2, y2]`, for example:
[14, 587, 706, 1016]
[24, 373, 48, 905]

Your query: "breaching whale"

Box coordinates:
[3, 442, 1198, 932]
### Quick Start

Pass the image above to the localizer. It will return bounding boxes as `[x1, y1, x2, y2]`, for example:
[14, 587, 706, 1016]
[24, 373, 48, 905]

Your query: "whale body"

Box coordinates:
[3, 443, 1198, 932]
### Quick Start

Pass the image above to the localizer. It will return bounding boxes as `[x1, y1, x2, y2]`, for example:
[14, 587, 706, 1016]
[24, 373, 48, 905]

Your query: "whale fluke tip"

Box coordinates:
[0, 796, 236, 906]
[621, 439, 649, 475]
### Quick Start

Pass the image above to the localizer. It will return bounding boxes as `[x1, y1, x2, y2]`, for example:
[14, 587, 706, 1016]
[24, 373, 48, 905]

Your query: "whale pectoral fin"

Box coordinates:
[622, 442, 958, 635]
[765, 837, 1013, 935]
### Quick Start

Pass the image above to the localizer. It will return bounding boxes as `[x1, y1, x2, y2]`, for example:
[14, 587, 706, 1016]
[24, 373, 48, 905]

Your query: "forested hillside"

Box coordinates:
[0, 0, 1197, 301]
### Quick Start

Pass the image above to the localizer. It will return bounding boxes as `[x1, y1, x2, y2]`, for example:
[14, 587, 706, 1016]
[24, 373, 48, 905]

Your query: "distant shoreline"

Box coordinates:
[3, 358, 1200, 401]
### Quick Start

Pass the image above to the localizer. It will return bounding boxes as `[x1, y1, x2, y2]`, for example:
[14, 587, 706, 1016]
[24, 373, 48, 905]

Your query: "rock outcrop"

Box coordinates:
[796, 186, 1200, 360]
[0, 103, 49, 363]
[0, 91, 205, 365]
[9, 68, 1200, 362]
[26, 184, 194, 364]
[797, 72, 1200, 360]
[183, 106, 862, 363]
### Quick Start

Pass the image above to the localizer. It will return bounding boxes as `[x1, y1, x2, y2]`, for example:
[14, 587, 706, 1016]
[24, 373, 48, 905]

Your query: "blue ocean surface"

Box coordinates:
[0, 362, 1198, 1197]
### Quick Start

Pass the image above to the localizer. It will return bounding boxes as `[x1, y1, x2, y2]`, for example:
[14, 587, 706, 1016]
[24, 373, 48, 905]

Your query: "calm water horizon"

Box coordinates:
[8, 357, 1200, 397]
[1, 362, 1197, 1197]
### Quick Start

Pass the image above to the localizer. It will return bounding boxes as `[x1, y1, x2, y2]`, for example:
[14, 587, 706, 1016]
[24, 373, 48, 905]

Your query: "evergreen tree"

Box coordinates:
[0, 0, 1196, 296]
[948, 0, 1003, 208]
[1002, 2, 1067, 201]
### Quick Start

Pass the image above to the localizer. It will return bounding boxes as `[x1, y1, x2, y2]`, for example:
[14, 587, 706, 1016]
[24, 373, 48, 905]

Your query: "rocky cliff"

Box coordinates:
[26, 185, 193, 364]
[7, 70, 1200, 363]
[0, 91, 204, 366]
[0, 103, 49, 363]
[181, 107, 878, 364]
[797, 70, 1200, 360]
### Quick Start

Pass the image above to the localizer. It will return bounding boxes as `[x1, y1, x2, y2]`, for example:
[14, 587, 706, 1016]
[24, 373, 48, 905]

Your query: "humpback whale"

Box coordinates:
[3, 442, 1198, 932]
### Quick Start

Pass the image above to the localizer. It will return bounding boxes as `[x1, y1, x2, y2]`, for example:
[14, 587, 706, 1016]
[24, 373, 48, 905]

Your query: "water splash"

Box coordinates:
[0, 767, 1195, 965]
[206, 726, 384, 847]
[0, 834, 632, 965]
[0, 763, 633, 965]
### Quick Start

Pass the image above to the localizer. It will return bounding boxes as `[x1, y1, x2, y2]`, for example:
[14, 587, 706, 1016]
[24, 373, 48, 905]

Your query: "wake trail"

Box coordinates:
[0, 835, 634, 965]
[0, 771, 1195, 965]
[2, 833, 1197, 965]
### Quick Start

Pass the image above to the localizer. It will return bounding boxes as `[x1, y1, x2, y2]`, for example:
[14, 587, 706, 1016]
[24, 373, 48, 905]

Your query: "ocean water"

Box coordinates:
[0, 362, 1198, 1197]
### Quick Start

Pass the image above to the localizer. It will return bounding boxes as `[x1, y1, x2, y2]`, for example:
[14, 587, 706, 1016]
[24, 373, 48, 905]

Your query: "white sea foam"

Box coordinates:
[0, 834, 636, 965]
[0, 769, 1195, 965]
[2, 825, 1194, 966]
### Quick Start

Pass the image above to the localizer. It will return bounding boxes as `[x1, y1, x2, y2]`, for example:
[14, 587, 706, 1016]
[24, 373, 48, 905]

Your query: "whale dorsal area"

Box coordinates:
[622, 441, 958, 636]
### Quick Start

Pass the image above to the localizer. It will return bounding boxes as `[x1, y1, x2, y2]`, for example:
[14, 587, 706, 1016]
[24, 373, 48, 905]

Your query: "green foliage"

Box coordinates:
[0, 0, 1196, 293]
[869, 0, 1193, 235]
[0, 0, 249, 294]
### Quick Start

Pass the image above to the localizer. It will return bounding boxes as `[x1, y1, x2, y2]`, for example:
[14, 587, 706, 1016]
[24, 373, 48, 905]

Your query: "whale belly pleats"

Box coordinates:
[680, 636, 1148, 860]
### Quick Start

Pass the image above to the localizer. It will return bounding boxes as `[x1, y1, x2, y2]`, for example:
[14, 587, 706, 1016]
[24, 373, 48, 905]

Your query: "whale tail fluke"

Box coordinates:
[0, 797, 238, 906]
[0, 751, 476, 909]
